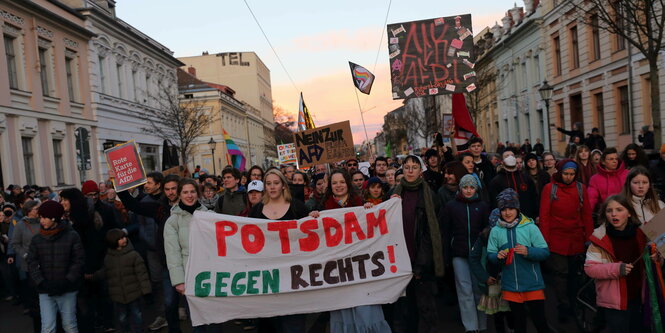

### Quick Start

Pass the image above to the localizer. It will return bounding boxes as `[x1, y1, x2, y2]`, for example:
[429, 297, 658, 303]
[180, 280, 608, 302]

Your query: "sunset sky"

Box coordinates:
[117, 0, 514, 143]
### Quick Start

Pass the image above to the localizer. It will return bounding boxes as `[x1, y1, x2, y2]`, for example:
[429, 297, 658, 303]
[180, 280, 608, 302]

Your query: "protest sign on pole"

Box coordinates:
[277, 143, 297, 165]
[640, 208, 665, 257]
[388, 14, 476, 99]
[184, 198, 412, 325]
[104, 141, 147, 192]
[292, 120, 355, 168]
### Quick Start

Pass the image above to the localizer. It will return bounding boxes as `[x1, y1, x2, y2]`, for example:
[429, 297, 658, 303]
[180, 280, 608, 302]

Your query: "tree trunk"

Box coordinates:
[649, 58, 662, 147]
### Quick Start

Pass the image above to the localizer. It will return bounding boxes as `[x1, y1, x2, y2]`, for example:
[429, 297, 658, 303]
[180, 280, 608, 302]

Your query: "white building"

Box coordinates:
[489, 3, 549, 148]
[70, 0, 184, 179]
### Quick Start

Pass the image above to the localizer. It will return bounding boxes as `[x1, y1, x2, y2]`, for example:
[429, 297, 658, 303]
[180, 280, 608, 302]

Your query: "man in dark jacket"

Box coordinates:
[554, 122, 584, 144]
[215, 167, 247, 215]
[468, 137, 496, 187]
[585, 128, 607, 151]
[28, 201, 84, 333]
[422, 149, 443, 192]
[489, 150, 540, 219]
[533, 138, 545, 157]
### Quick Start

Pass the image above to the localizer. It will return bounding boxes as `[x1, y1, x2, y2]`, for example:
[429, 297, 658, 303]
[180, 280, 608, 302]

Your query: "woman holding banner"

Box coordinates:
[388, 155, 444, 333]
[163, 178, 224, 332]
[309, 169, 391, 333]
[249, 169, 308, 333]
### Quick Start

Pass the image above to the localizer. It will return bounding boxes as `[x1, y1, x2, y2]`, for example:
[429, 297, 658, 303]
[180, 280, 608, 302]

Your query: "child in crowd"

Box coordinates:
[487, 188, 550, 333]
[363, 177, 385, 206]
[620, 166, 664, 224]
[441, 174, 489, 332]
[470, 209, 512, 333]
[92, 229, 151, 333]
[584, 195, 663, 333]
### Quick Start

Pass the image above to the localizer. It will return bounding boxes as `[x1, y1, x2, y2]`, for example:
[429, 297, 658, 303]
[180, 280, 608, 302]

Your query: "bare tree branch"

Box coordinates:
[138, 85, 216, 166]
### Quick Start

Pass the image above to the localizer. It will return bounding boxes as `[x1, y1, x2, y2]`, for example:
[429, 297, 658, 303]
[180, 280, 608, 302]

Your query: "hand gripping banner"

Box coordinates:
[184, 198, 412, 325]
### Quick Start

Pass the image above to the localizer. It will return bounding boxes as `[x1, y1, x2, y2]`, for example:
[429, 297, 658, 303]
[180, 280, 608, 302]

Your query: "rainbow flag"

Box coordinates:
[298, 92, 315, 131]
[349, 62, 375, 95]
[222, 128, 246, 171]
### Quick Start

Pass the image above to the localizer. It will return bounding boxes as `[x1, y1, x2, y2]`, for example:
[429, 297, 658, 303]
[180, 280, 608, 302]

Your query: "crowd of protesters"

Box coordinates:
[1, 131, 665, 333]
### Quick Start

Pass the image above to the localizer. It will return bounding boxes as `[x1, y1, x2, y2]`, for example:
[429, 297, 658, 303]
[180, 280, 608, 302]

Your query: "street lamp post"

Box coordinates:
[208, 137, 217, 175]
[539, 80, 554, 153]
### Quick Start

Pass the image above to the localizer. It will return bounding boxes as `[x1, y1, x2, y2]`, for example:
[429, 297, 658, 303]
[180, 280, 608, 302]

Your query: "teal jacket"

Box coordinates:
[487, 214, 549, 292]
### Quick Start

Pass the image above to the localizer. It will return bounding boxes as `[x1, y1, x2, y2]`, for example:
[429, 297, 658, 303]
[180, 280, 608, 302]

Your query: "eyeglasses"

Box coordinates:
[347, 163, 358, 167]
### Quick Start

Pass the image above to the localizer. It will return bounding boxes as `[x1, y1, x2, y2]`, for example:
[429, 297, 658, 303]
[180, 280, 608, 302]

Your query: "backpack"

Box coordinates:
[550, 181, 584, 210]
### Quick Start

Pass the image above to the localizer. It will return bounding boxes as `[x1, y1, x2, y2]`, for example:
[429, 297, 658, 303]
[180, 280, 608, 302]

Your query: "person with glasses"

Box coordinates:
[542, 152, 557, 177]
[345, 158, 359, 174]
[589, 147, 629, 213]
[387, 155, 444, 332]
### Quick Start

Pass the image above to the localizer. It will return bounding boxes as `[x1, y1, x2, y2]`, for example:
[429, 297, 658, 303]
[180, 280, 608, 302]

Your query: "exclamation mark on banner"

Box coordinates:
[387, 245, 397, 273]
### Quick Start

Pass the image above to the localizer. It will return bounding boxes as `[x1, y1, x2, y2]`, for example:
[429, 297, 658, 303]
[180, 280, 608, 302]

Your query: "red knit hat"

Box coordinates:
[81, 180, 99, 194]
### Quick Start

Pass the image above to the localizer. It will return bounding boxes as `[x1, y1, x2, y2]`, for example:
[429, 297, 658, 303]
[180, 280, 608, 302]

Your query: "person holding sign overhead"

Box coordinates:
[249, 169, 309, 333]
[163, 178, 223, 332]
[308, 169, 391, 333]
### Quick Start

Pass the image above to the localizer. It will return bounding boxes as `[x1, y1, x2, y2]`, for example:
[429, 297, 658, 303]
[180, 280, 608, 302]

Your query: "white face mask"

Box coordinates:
[503, 155, 517, 167]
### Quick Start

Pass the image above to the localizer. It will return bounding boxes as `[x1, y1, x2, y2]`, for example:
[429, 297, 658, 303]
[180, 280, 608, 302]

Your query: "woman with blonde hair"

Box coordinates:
[249, 169, 309, 332]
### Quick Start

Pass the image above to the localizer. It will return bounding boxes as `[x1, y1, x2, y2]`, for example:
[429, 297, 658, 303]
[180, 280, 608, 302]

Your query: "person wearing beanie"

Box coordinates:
[440, 174, 490, 332]
[423, 148, 444, 192]
[469, 207, 513, 333]
[91, 228, 151, 333]
[487, 188, 550, 333]
[27, 200, 84, 332]
[489, 150, 540, 219]
[363, 176, 386, 206]
[650, 144, 665, 201]
[538, 159, 593, 322]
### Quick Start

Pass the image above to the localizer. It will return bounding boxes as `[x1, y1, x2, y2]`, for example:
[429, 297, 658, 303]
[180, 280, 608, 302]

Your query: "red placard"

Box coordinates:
[104, 141, 147, 192]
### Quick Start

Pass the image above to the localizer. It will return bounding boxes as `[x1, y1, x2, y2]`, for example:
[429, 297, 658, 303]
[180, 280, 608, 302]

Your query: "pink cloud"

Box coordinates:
[272, 63, 403, 145]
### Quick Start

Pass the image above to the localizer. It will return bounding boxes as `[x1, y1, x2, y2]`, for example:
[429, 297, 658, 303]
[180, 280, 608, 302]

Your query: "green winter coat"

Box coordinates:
[164, 204, 208, 286]
[94, 242, 151, 304]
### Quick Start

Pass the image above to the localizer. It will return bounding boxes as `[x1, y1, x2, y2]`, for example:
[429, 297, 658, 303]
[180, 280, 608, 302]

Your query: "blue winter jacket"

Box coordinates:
[487, 214, 549, 292]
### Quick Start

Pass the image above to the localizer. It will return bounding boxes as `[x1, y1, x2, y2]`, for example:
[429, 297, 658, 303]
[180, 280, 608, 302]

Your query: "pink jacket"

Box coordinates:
[588, 161, 628, 211]
[584, 224, 647, 310]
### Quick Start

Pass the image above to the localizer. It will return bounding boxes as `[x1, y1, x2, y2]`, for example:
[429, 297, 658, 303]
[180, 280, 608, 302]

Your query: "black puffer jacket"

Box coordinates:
[489, 169, 540, 219]
[94, 242, 151, 304]
[440, 194, 490, 260]
[27, 223, 85, 294]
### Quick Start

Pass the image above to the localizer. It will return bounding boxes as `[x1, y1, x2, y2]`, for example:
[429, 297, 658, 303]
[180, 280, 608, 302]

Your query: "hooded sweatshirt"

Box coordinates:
[588, 161, 629, 211]
[487, 214, 549, 292]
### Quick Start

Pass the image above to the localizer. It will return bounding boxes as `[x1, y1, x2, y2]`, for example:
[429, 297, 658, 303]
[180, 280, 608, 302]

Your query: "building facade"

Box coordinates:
[178, 52, 277, 167]
[476, 2, 551, 152]
[0, 0, 97, 187]
[542, 0, 665, 152]
[66, 0, 183, 179]
[178, 68, 263, 173]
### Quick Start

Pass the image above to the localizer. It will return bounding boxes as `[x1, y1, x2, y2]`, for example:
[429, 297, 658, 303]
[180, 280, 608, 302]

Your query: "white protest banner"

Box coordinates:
[184, 198, 412, 325]
[277, 143, 297, 165]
